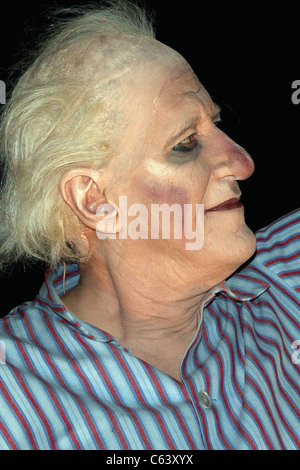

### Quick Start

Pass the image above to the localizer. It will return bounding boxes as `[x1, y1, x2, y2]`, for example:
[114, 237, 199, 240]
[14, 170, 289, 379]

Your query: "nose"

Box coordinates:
[209, 128, 254, 181]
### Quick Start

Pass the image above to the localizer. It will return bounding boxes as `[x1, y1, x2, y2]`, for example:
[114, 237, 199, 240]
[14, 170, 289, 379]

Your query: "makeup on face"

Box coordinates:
[114, 51, 253, 221]
[205, 197, 243, 212]
[142, 181, 190, 207]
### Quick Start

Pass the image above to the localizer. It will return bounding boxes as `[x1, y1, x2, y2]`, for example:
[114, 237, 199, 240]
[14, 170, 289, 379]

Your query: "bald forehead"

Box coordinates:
[122, 58, 211, 119]
[85, 36, 214, 150]
[80, 34, 184, 85]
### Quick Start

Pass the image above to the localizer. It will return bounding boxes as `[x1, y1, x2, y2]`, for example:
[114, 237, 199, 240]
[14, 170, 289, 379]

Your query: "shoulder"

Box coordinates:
[0, 301, 38, 338]
[255, 208, 300, 260]
[252, 208, 300, 291]
[0, 298, 54, 347]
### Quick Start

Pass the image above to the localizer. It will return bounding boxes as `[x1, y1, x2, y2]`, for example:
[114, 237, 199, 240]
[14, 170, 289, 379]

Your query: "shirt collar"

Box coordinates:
[36, 263, 115, 343]
[36, 261, 270, 341]
[222, 263, 270, 301]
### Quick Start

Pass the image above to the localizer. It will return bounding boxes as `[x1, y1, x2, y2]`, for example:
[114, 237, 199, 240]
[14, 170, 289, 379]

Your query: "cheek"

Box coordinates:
[144, 183, 190, 206]
[133, 180, 190, 238]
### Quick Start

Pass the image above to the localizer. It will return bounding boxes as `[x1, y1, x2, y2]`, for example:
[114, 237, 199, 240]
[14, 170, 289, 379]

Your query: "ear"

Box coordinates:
[59, 168, 120, 233]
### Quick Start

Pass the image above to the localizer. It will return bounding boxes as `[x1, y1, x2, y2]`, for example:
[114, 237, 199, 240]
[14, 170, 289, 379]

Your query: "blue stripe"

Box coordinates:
[19, 313, 84, 449]
[39, 312, 127, 449]
[0, 209, 299, 449]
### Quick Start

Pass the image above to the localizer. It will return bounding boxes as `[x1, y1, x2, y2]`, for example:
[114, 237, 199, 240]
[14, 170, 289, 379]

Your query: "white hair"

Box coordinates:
[0, 0, 155, 270]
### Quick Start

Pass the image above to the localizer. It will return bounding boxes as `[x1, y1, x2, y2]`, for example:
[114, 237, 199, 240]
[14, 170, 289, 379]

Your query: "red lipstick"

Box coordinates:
[206, 197, 243, 212]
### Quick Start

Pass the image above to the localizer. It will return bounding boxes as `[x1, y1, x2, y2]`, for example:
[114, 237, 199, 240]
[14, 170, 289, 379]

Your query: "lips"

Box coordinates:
[206, 197, 243, 212]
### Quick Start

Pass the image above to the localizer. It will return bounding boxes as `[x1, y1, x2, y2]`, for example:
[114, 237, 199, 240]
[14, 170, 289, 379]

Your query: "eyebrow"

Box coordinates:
[165, 102, 221, 149]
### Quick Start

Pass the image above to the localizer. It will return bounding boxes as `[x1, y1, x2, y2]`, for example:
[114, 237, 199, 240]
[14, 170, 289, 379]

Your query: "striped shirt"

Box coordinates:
[0, 209, 299, 450]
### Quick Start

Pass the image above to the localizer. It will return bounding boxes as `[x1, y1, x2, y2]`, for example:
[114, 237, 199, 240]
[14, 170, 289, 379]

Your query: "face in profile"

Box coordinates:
[97, 38, 257, 290]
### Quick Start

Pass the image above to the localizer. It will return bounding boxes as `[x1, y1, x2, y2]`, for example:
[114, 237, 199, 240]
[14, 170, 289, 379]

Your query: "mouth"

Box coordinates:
[205, 197, 243, 212]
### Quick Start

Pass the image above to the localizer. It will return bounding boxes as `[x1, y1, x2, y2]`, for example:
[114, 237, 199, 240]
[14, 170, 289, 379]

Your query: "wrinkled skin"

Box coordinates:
[60, 37, 256, 381]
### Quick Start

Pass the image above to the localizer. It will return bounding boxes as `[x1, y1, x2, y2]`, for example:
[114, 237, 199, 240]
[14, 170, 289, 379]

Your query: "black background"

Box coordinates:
[0, 0, 299, 316]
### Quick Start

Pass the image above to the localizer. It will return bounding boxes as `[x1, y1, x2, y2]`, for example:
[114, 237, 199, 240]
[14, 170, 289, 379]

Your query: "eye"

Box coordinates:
[172, 134, 199, 152]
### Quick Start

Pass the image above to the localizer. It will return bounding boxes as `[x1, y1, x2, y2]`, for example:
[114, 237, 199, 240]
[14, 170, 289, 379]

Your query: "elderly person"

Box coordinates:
[0, 0, 299, 451]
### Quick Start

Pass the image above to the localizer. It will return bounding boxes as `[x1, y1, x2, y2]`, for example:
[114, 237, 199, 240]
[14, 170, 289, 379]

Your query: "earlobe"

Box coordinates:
[96, 203, 122, 236]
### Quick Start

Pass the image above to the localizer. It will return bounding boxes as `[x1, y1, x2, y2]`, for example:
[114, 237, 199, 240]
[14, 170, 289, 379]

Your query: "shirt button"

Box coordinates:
[198, 390, 212, 409]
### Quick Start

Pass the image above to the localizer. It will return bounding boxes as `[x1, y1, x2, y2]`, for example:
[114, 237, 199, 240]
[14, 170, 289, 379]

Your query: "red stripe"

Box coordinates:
[246, 301, 300, 394]
[143, 363, 197, 450]
[194, 359, 211, 396]
[206, 307, 256, 446]
[208, 306, 244, 401]
[267, 290, 299, 334]
[249, 297, 294, 344]
[186, 348, 229, 450]
[242, 396, 274, 448]
[0, 379, 37, 449]
[255, 326, 300, 413]
[245, 345, 293, 448]
[24, 311, 102, 448]
[72, 331, 153, 450]
[110, 346, 176, 450]
[20, 309, 82, 449]
[35, 296, 66, 313]
[245, 328, 300, 445]
[264, 251, 300, 267]
[182, 373, 212, 449]
[0, 416, 18, 450]
[36, 298, 113, 341]
[42, 313, 118, 449]
[246, 266, 300, 327]
[256, 234, 300, 254]
[3, 318, 57, 449]
[245, 372, 285, 448]
[279, 269, 300, 278]
[232, 303, 246, 367]
[234, 273, 269, 289]
[203, 322, 256, 449]
[53, 269, 79, 286]
[234, 305, 276, 448]
[256, 216, 300, 242]
[210, 407, 234, 449]
[181, 324, 212, 449]
[32, 332, 104, 449]
[44, 269, 54, 303]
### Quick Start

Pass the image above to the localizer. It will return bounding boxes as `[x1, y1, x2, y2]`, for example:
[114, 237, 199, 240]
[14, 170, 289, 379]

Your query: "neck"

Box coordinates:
[60, 253, 208, 381]
[63, 257, 206, 339]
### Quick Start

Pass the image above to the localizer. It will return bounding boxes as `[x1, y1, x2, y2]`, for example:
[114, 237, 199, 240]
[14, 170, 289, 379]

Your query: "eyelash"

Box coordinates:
[172, 134, 199, 153]
[172, 118, 221, 153]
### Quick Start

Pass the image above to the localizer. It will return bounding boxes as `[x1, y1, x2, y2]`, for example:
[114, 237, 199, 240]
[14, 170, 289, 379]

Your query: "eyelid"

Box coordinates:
[173, 127, 198, 148]
[172, 132, 199, 152]
[178, 131, 197, 144]
[174, 113, 221, 147]
[166, 106, 221, 150]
